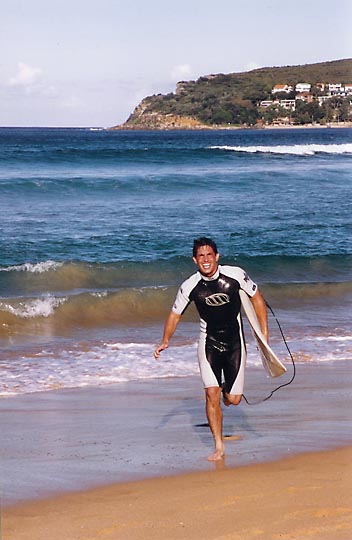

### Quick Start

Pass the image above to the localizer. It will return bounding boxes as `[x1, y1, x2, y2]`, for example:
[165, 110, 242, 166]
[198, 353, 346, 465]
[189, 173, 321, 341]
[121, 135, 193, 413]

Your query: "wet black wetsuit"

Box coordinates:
[172, 265, 257, 394]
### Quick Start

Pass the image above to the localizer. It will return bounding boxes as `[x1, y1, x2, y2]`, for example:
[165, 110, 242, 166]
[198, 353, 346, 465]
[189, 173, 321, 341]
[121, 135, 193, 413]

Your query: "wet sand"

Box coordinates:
[1, 361, 352, 538]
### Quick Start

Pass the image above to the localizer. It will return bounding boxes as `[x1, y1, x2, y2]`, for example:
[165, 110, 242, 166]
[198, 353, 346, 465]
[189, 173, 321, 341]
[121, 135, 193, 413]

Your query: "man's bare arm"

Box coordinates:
[154, 311, 182, 359]
[250, 289, 269, 342]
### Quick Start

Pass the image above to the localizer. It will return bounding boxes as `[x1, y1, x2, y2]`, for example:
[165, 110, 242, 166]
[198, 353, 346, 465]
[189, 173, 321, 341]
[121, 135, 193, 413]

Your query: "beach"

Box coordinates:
[1, 127, 351, 538]
[3, 447, 351, 540]
[2, 361, 352, 538]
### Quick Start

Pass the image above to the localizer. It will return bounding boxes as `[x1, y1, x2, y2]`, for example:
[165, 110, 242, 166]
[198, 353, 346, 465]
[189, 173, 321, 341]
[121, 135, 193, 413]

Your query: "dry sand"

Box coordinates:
[3, 446, 351, 540]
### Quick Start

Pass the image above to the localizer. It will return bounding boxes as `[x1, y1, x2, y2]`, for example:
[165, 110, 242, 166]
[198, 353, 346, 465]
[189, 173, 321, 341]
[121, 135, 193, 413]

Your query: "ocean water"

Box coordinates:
[0, 127, 351, 396]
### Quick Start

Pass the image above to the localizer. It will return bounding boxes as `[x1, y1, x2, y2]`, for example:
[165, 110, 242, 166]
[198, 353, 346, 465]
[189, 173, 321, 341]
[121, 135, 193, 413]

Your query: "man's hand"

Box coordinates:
[154, 311, 181, 360]
[154, 342, 169, 359]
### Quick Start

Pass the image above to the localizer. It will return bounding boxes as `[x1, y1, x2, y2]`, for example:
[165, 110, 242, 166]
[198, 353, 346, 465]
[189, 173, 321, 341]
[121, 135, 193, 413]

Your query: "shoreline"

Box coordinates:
[1, 360, 351, 507]
[1, 122, 351, 130]
[111, 121, 352, 131]
[3, 446, 352, 540]
[261, 121, 352, 129]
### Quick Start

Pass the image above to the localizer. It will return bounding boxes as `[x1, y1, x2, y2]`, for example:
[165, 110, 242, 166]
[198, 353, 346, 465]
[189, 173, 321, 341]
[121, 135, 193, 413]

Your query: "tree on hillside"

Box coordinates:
[323, 97, 352, 122]
[292, 101, 325, 124]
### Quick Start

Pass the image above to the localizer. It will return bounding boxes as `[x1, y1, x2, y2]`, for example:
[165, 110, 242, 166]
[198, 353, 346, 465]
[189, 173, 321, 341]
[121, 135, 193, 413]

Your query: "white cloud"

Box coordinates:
[9, 62, 43, 87]
[170, 64, 192, 82]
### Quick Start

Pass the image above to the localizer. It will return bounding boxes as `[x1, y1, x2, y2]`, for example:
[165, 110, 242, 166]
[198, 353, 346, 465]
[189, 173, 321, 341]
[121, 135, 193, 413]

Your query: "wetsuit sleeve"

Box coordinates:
[172, 285, 191, 315]
[222, 266, 258, 297]
[238, 268, 258, 297]
[171, 273, 200, 315]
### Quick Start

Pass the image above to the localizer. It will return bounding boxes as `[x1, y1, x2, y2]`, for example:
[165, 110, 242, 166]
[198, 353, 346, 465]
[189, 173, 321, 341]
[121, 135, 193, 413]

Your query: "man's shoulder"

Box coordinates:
[219, 265, 246, 279]
[220, 265, 257, 295]
[180, 271, 202, 291]
[172, 272, 202, 313]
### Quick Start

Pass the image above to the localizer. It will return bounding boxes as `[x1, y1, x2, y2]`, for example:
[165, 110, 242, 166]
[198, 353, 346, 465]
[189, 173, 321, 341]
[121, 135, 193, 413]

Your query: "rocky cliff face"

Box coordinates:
[111, 98, 210, 130]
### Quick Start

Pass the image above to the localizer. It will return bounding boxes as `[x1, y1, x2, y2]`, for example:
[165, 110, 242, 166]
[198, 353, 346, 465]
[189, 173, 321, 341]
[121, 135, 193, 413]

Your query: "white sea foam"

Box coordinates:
[1, 260, 63, 273]
[311, 335, 352, 342]
[210, 143, 352, 156]
[91, 291, 108, 298]
[0, 331, 349, 396]
[0, 342, 200, 396]
[0, 296, 66, 318]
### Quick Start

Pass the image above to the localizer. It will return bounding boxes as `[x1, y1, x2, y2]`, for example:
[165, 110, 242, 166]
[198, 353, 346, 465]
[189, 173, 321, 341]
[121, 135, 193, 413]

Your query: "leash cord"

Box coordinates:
[242, 301, 296, 406]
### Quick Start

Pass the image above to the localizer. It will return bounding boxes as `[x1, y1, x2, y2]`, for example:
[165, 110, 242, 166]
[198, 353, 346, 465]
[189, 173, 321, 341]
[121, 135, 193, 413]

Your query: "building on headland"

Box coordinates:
[328, 83, 343, 95]
[326, 83, 352, 96]
[259, 99, 296, 110]
[272, 84, 293, 94]
[295, 83, 311, 93]
[259, 100, 274, 108]
[315, 82, 326, 92]
[269, 81, 352, 101]
[259, 78, 352, 125]
[296, 92, 314, 103]
[279, 99, 296, 110]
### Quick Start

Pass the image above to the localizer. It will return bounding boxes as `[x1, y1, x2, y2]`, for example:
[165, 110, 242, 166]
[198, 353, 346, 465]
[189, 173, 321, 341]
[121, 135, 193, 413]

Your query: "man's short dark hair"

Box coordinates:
[192, 237, 218, 258]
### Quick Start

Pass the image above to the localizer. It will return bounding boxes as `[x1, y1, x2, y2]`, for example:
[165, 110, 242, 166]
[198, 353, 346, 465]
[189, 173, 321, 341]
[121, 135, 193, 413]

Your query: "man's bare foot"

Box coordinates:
[207, 447, 225, 461]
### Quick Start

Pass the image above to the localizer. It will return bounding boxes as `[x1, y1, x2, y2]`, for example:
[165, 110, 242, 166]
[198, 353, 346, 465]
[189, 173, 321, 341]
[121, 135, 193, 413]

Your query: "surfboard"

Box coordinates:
[239, 290, 286, 378]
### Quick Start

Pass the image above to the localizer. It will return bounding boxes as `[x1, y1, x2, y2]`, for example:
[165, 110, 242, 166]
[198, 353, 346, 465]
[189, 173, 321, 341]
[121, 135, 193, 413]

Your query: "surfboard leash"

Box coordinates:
[242, 301, 296, 406]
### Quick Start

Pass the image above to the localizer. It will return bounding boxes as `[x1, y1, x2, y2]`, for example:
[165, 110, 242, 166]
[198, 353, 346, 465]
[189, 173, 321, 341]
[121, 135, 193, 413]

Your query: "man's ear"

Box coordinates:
[192, 256, 197, 265]
[216, 253, 220, 262]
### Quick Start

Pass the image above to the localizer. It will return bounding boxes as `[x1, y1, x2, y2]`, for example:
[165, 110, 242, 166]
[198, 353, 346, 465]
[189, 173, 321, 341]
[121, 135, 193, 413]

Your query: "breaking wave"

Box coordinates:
[0, 280, 351, 338]
[210, 143, 352, 156]
[1, 261, 63, 274]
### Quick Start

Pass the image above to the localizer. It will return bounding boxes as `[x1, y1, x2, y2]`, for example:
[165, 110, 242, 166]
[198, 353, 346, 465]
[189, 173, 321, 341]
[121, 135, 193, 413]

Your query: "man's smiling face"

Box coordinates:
[193, 245, 219, 278]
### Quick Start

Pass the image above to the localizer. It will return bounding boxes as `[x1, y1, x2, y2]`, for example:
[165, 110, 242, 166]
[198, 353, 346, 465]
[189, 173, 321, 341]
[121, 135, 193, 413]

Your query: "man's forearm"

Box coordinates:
[161, 311, 181, 344]
[250, 289, 268, 341]
[154, 311, 181, 358]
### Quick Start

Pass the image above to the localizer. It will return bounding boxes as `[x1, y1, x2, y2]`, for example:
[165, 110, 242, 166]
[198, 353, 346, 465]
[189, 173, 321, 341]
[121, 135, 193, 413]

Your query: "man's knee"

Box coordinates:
[205, 386, 221, 405]
[226, 394, 242, 406]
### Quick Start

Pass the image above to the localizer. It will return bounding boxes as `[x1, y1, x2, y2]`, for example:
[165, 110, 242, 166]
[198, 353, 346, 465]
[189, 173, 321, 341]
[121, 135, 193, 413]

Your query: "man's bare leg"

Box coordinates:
[222, 390, 242, 407]
[205, 386, 224, 461]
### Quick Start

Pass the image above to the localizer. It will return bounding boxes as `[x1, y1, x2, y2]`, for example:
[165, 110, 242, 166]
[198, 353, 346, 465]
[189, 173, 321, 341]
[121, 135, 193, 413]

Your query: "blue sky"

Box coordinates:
[1, 0, 351, 127]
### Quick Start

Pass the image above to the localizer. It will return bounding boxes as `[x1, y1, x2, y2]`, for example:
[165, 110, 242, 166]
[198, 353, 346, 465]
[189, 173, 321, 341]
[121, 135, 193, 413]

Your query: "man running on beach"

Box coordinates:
[154, 237, 268, 461]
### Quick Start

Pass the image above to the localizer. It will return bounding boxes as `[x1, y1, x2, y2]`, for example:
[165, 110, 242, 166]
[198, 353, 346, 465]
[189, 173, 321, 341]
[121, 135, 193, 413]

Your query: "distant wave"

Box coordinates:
[0, 296, 66, 318]
[0, 288, 177, 329]
[1, 260, 63, 274]
[210, 143, 352, 156]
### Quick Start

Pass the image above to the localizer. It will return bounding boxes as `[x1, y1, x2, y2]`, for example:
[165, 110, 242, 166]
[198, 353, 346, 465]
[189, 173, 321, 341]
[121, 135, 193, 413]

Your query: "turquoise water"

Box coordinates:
[0, 127, 351, 394]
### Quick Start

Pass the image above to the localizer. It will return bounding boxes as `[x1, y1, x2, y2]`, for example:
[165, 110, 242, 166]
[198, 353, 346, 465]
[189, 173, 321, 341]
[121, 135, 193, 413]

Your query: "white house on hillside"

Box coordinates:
[295, 83, 311, 93]
[296, 92, 313, 103]
[328, 83, 343, 94]
[272, 84, 293, 94]
[280, 99, 296, 110]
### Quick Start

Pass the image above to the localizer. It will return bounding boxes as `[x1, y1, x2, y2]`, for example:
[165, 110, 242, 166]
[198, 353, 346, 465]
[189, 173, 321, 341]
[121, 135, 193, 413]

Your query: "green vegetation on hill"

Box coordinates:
[121, 59, 352, 128]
